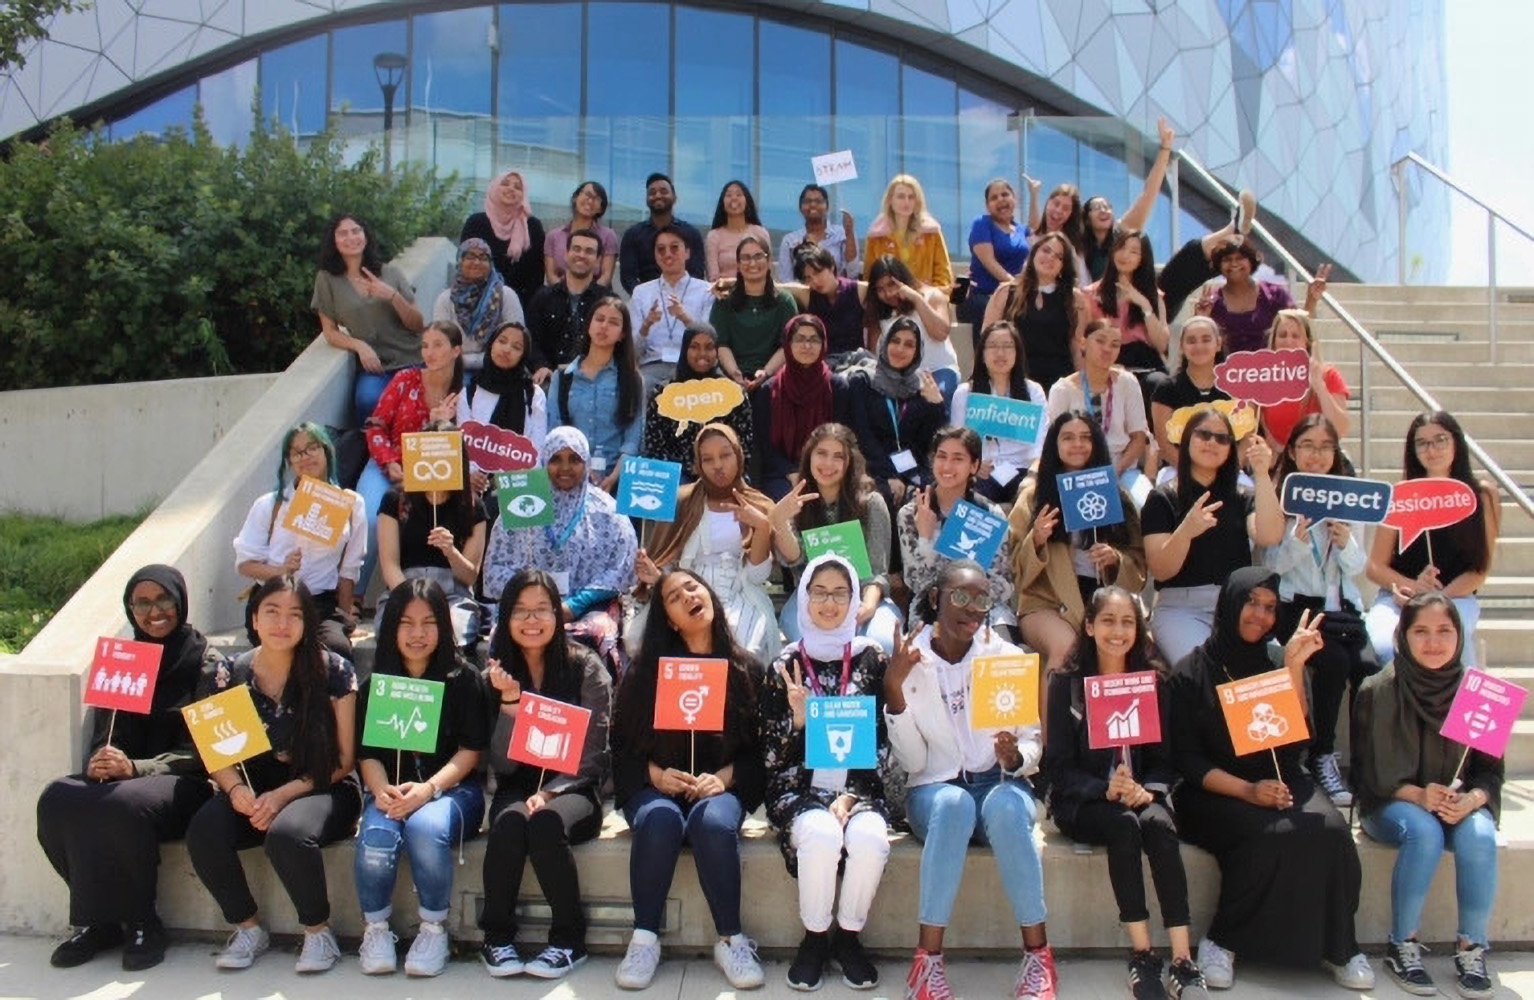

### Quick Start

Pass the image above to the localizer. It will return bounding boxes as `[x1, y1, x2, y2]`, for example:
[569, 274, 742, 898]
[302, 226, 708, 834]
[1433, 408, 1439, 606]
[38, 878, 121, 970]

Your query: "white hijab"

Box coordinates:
[796, 553, 878, 662]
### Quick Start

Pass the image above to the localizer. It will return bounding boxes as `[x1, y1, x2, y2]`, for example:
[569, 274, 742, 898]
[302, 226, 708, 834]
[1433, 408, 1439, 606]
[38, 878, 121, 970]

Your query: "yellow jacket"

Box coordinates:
[863, 219, 953, 291]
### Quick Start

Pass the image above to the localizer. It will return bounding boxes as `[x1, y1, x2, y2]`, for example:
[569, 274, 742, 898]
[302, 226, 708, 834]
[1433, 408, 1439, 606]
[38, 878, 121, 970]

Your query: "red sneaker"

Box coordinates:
[905, 948, 955, 1000]
[1015, 943, 1058, 1000]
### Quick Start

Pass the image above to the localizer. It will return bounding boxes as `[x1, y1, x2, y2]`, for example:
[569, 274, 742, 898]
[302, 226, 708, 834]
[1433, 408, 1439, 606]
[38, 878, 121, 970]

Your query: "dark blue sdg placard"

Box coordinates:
[1280, 473, 1391, 525]
[935, 500, 1008, 566]
[1057, 465, 1126, 533]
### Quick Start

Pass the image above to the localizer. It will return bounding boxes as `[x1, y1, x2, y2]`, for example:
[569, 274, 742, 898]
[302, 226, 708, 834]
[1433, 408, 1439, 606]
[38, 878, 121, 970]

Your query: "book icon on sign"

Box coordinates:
[525, 725, 570, 761]
[1106, 699, 1141, 741]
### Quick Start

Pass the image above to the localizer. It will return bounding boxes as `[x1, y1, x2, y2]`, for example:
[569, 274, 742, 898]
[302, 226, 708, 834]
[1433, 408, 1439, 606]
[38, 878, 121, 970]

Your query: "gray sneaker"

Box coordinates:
[214, 924, 269, 970]
[1196, 938, 1233, 990]
[358, 920, 398, 975]
[1311, 752, 1354, 807]
[616, 934, 662, 990]
[294, 927, 340, 973]
[404, 921, 450, 977]
[1325, 952, 1375, 990]
[714, 934, 764, 990]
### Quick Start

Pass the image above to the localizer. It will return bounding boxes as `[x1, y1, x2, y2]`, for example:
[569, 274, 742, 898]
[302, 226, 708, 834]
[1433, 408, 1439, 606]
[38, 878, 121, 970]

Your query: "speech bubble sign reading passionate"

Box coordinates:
[1214, 349, 1311, 405]
[1280, 473, 1392, 525]
[1384, 477, 1478, 552]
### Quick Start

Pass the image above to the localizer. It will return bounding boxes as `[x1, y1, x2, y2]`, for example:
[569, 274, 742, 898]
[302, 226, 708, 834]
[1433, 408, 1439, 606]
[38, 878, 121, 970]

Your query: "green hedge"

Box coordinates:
[0, 108, 470, 388]
[0, 511, 145, 654]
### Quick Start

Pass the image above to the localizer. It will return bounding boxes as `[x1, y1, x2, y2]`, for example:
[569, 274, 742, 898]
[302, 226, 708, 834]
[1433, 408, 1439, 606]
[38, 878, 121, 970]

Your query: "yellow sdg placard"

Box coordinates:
[655, 377, 745, 433]
[182, 686, 272, 772]
[402, 431, 465, 491]
[970, 653, 1040, 730]
[281, 475, 353, 547]
[1165, 399, 1260, 444]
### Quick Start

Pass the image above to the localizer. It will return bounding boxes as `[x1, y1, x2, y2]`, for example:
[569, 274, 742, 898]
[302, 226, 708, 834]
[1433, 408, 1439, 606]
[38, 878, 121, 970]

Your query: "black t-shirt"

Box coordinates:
[381, 489, 487, 572]
[1151, 370, 1231, 411]
[1140, 482, 1256, 589]
[356, 662, 489, 784]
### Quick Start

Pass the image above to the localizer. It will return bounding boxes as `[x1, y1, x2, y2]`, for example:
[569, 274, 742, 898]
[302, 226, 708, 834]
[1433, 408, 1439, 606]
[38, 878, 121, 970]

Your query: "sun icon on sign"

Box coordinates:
[989, 685, 1019, 719]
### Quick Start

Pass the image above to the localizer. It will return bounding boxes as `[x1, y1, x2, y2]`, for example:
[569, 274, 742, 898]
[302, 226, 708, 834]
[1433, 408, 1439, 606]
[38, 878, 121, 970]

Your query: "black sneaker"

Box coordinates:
[50, 924, 123, 968]
[122, 919, 168, 972]
[525, 944, 589, 979]
[480, 937, 524, 977]
[833, 927, 879, 990]
[786, 929, 831, 991]
[1128, 950, 1169, 1000]
[1166, 956, 1209, 999]
[1384, 939, 1436, 996]
[1454, 944, 1494, 999]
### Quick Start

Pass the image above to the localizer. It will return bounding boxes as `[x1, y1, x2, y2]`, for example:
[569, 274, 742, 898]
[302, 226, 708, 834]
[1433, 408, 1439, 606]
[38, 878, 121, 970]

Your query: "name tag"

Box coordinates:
[891, 449, 917, 474]
[991, 460, 1021, 487]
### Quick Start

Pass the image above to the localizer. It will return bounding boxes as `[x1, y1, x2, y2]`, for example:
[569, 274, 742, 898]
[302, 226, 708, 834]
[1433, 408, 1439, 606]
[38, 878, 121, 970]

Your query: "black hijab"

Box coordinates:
[1197, 566, 1281, 681]
[469, 331, 535, 434]
[671, 326, 723, 384]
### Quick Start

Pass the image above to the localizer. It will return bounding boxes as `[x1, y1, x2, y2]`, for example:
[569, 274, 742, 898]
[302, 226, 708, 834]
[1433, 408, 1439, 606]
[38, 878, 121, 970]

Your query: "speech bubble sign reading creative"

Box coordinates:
[811, 149, 859, 186]
[1164, 400, 1260, 444]
[85, 637, 164, 714]
[182, 686, 273, 772]
[970, 653, 1040, 730]
[654, 657, 728, 731]
[281, 475, 354, 547]
[655, 377, 746, 432]
[1439, 668, 1528, 759]
[509, 692, 593, 775]
[1056, 465, 1126, 533]
[495, 469, 557, 530]
[1281, 472, 1393, 525]
[801, 520, 874, 579]
[964, 393, 1047, 445]
[402, 431, 465, 491]
[1214, 349, 1312, 405]
[361, 674, 445, 754]
[617, 456, 682, 521]
[1384, 477, 1478, 552]
[935, 500, 1008, 566]
[805, 695, 878, 769]
[461, 420, 540, 472]
[1085, 670, 1163, 750]
[1216, 668, 1310, 756]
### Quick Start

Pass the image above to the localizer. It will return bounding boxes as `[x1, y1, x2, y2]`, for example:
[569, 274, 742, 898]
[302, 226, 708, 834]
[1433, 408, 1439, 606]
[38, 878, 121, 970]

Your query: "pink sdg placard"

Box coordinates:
[1440, 668, 1528, 759]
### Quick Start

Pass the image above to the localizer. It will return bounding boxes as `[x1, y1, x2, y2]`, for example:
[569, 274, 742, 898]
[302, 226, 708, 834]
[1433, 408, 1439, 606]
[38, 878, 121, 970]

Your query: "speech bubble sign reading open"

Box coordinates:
[655, 377, 745, 433]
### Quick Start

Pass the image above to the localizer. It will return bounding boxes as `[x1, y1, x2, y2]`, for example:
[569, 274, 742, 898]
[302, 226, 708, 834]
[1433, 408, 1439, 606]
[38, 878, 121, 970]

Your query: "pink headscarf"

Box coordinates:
[484, 170, 531, 260]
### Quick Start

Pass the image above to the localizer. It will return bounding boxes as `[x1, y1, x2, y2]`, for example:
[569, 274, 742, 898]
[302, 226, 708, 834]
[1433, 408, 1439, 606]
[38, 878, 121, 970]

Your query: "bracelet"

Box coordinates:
[228, 781, 248, 795]
[501, 697, 521, 707]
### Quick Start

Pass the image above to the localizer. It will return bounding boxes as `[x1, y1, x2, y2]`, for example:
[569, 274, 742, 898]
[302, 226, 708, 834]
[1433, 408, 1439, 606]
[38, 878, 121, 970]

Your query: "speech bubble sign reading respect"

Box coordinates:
[1214, 348, 1311, 405]
[1280, 472, 1393, 525]
[1384, 477, 1478, 552]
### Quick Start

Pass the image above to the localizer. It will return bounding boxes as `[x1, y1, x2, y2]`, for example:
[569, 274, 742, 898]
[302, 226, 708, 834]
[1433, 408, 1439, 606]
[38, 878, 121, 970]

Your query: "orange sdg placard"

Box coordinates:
[182, 686, 272, 772]
[281, 475, 354, 547]
[1216, 668, 1309, 756]
[402, 431, 465, 492]
[654, 657, 728, 731]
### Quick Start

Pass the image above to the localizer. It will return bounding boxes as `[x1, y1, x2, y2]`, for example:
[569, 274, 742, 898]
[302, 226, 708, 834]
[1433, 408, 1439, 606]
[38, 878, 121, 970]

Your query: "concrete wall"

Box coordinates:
[0, 237, 455, 935]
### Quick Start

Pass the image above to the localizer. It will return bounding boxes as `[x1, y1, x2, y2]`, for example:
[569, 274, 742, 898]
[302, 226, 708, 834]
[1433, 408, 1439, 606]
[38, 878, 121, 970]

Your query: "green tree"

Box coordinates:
[0, 0, 89, 72]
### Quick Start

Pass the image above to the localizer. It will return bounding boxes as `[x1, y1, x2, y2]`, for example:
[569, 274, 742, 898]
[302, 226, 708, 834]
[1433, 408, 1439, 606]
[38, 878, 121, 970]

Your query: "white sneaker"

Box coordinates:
[404, 921, 450, 977]
[215, 924, 269, 970]
[1197, 937, 1234, 990]
[294, 927, 340, 973]
[714, 934, 765, 990]
[1325, 951, 1375, 990]
[616, 933, 662, 990]
[358, 920, 398, 975]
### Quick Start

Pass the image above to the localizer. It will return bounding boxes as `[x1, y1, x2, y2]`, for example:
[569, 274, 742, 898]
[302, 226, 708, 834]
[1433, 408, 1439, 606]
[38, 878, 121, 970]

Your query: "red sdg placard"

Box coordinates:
[508, 693, 592, 775]
[654, 657, 728, 731]
[1084, 670, 1163, 750]
[84, 637, 164, 714]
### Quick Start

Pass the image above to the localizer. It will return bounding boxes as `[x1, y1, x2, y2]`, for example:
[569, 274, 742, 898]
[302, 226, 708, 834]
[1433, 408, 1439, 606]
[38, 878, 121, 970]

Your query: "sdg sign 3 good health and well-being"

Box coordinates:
[1281, 472, 1392, 525]
[970, 653, 1040, 730]
[617, 456, 682, 521]
[510, 693, 593, 775]
[461, 420, 539, 472]
[805, 695, 878, 770]
[1440, 668, 1528, 760]
[361, 675, 445, 754]
[1085, 670, 1163, 750]
[964, 393, 1047, 445]
[281, 475, 354, 546]
[1056, 465, 1126, 533]
[654, 657, 728, 732]
[182, 686, 272, 772]
[935, 500, 1009, 567]
[1216, 668, 1309, 757]
[85, 637, 163, 715]
[401, 431, 464, 492]
[496, 469, 557, 529]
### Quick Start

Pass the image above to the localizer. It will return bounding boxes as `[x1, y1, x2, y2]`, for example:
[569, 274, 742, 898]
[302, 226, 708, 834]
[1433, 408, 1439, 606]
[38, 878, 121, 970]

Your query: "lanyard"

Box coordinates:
[545, 489, 588, 552]
[1080, 372, 1114, 430]
[799, 641, 853, 697]
[885, 398, 906, 450]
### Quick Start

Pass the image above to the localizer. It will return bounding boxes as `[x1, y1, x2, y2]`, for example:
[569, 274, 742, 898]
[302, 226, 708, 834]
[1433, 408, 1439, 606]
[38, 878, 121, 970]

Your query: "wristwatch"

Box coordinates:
[428, 780, 442, 800]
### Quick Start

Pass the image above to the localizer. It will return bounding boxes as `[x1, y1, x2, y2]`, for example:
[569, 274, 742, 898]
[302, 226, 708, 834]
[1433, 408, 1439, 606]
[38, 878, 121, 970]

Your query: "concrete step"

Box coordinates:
[1473, 616, 1534, 665]
[1329, 361, 1534, 390]
[1325, 283, 1534, 306]
[1318, 339, 1534, 364]
[1312, 314, 1534, 339]
[146, 780, 1534, 949]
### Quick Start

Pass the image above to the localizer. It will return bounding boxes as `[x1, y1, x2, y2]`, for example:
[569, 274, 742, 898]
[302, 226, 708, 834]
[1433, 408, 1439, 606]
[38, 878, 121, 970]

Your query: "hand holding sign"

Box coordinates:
[811, 150, 858, 186]
[1214, 349, 1312, 405]
[1281, 473, 1392, 525]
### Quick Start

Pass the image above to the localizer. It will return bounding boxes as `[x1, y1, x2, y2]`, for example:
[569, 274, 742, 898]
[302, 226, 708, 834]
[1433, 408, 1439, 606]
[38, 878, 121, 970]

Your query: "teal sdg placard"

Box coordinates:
[934, 500, 1008, 567]
[805, 695, 877, 770]
[964, 392, 1047, 444]
[617, 456, 682, 521]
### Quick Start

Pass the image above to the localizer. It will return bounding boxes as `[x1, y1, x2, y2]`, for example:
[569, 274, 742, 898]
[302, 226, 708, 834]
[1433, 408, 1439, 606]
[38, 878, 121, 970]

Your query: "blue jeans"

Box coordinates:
[354, 461, 393, 594]
[905, 769, 1045, 928]
[1362, 800, 1498, 946]
[779, 592, 904, 655]
[354, 371, 394, 426]
[1366, 592, 1481, 668]
[623, 788, 744, 936]
[354, 783, 485, 923]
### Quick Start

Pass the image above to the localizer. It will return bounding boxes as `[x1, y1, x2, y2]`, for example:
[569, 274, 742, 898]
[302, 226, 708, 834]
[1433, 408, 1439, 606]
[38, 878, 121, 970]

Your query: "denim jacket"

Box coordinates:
[549, 357, 643, 470]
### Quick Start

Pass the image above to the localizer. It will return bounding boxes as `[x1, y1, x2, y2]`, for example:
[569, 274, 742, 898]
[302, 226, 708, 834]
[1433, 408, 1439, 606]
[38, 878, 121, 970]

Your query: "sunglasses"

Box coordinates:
[1191, 428, 1233, 446]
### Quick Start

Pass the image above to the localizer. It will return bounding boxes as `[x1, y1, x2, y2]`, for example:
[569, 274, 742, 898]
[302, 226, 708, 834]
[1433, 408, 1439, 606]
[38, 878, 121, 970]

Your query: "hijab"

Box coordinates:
[646, 423, 772, 569]
[469, 324, 535, 434]
[671, 326, 723, 384]
[770, 314, 834, 461]
[450, 238, 509, 351]
[1196, 566, 1281, 680]
[104, 564, 212, 759]
[484, 169, 532, 259]
[868, 318, 923, 400]
[795, 554, 877, 661]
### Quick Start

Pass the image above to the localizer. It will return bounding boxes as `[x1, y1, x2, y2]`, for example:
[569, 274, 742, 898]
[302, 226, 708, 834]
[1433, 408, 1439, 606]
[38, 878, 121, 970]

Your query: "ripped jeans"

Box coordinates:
[353, 782, 485, 924]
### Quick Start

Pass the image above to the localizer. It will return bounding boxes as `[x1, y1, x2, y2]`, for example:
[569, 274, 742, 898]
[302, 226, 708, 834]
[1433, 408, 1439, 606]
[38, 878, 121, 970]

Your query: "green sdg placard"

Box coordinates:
[496, 470, 556, 530]
[362, 675, 445, 753]
[800, 520, 873, 579]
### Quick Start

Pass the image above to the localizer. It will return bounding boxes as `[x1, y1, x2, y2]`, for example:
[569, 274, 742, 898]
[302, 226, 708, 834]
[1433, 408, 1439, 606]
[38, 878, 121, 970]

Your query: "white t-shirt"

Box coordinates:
[1046, 367, 1147, 464]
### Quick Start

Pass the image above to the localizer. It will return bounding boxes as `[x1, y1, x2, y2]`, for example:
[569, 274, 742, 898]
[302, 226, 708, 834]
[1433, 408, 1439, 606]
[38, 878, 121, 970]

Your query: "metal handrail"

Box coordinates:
[1173, 147, 1534, 522]
[1392, 152, 1534, 364]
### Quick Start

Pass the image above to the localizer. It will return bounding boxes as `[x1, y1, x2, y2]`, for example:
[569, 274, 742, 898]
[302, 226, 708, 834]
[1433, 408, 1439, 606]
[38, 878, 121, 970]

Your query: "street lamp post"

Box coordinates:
[373, 52, 406, 176]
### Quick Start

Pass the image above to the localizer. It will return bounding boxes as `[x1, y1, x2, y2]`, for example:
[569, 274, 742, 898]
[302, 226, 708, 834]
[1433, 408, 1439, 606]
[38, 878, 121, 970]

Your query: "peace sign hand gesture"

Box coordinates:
[883, 624, 926, 714]
[778, 657, 809, 730]
[1178, 491, 1224, 539]
[1031, 503, 1060, 549]
[723, 489, 772, 533]
[770, 479, 820, 534]
[914, 487, 940, 540]
[1283, 608, 1326, 672]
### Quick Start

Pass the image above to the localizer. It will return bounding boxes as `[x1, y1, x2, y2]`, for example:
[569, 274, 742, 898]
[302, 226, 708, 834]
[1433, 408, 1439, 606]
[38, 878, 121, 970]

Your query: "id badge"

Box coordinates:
[990, 460, 1021, 486]
[891, 449, 917, 473]
[1325, 583, 1341, 612]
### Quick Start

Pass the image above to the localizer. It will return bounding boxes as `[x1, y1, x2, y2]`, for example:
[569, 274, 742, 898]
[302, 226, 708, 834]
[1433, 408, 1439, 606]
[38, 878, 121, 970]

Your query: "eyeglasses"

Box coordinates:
[739, 253, 769, 265]
[807, 588, 853, 606]
[509, 608, 556, 622]
[461, 251, 491, 262]
[1414, 434, 1453, 453]
[947, 590, 995, 612]
[1191, 428, 1233, 446]
[790, 335, 823, 347]
[984, 342, 1017, 353]
[129, 597, 177, 616]
[655, 243, 685, 255]
[1294, 442, 1337, 456]
[288, 442, 325, 461]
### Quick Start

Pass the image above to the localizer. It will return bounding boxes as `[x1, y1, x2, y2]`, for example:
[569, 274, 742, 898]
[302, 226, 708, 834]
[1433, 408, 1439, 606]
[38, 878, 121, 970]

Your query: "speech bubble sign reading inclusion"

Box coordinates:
[1280, 473, 1392, 525]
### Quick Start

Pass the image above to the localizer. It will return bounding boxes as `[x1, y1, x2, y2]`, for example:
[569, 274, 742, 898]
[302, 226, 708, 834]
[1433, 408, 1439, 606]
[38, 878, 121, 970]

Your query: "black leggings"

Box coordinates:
[1059, 798, 1189, 927]
[479, 787, 602, 947]
[1158, 238, 1218, 321]
[185, 780, 362, 927]
[1278, 600, 1370, 755]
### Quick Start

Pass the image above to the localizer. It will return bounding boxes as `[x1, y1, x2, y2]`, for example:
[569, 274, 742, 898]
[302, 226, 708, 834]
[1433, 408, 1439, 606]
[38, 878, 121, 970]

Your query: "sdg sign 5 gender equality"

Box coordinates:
[1057, 465, 1125, 533]
[964, 393, 1046, 444]
[1280, 473, 1392, 525]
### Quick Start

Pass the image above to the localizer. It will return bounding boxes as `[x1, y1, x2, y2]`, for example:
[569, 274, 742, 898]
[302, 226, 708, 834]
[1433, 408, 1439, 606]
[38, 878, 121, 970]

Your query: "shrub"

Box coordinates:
[0, 106, 470, 388]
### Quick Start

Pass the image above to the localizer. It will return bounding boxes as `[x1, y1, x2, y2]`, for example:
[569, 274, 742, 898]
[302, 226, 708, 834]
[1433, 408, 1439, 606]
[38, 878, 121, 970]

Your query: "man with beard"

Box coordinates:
[619, 173, 707, 294]
[525, 229, 613, 383]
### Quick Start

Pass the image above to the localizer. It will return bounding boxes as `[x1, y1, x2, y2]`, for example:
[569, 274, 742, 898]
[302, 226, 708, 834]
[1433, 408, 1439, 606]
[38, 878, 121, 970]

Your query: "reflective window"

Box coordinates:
[259, 34, 327, 137]
[110, 86, 196, 140]
[901, 63, 957, 248]
[834, 38, 899, 230]
[586, 2, 670, 221]
[675, 7, 753, 217]
[759, 19, 831, 236]
[330, 21, 408, 123]
[958, 88, 1018, 244]
[199, 59, 257, 147]
[411, 8, 495, 180]
[1023, 121, 1078, 211]
[497, 3, 581, 211]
